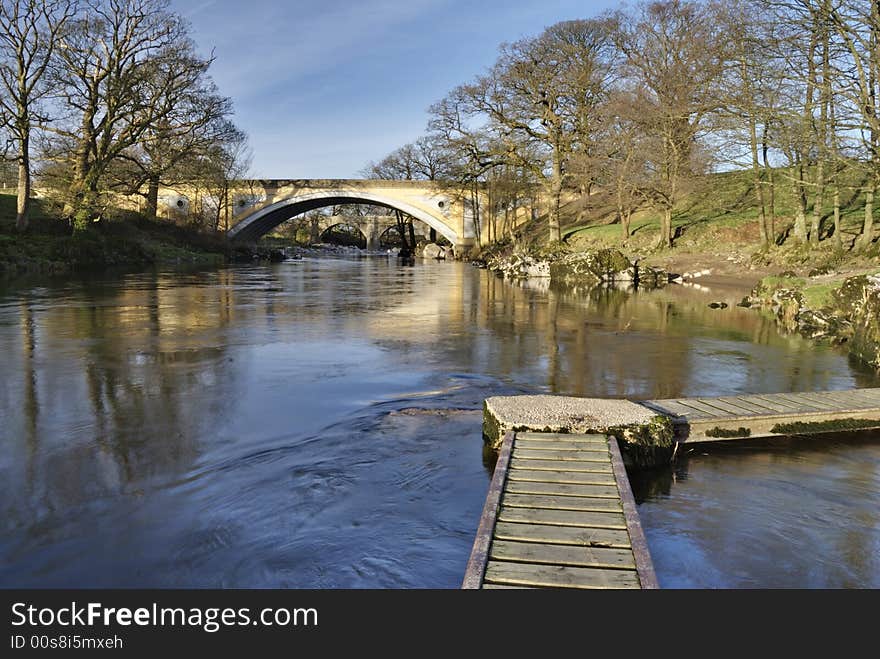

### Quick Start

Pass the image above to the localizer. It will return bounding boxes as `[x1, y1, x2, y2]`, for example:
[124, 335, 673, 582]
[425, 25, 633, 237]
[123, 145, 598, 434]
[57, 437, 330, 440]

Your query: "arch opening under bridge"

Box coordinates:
[226, 187, 464, 247]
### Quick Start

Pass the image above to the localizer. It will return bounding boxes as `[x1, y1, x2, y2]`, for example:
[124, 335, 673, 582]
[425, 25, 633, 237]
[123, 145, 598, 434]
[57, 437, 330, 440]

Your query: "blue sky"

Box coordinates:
[170, 0, 622, 178]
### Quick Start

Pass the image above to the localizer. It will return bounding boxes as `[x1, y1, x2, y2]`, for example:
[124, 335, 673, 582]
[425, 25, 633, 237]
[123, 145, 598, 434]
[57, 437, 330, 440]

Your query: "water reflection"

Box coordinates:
[0, 257, 878, 587]
[629, 433, 880, 588]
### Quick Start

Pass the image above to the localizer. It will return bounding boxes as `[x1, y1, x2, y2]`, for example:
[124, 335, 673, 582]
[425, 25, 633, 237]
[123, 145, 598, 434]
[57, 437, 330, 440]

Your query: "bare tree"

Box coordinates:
[0, 0, 75, 230]
[46, 0, 198, 229]
[830, 0, 880, 249]
[612, 0, 726, 249]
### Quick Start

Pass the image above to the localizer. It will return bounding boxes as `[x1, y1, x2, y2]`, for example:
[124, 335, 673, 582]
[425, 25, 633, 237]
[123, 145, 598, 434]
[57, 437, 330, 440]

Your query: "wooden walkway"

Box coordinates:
[643, 387, 880, 443]
[462, 431, 658, 589]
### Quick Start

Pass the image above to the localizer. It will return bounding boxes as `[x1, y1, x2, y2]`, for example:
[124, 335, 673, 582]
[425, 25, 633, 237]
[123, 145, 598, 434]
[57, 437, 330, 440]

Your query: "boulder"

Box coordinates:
[549, 249, 635, 285]
[421, 242, 445, 259]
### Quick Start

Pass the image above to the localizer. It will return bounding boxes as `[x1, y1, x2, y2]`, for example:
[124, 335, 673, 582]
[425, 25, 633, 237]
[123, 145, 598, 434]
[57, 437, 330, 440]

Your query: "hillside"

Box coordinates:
[503, 168, 880, 284]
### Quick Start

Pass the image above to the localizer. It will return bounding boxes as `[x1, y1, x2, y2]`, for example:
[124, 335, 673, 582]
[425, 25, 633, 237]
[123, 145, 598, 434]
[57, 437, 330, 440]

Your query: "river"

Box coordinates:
[1, 255, 878, 588]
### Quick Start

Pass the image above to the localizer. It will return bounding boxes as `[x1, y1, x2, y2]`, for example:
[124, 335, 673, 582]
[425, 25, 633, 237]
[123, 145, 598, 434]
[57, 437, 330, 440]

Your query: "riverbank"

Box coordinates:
[0, 194, 300, 278]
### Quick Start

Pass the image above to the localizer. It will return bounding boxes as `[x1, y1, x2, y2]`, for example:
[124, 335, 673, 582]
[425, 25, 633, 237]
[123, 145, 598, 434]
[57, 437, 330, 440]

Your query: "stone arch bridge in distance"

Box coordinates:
[224, 179, 481, 254]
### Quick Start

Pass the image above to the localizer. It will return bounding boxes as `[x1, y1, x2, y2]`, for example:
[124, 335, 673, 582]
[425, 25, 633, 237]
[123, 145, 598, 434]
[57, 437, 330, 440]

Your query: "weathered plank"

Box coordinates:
[501, 493, 622, 512]
[772, 393, 837, 411]
[696, 397, 758, 417]
[507, 469, 617, 486]
[816, 390, 880, 407]
[646, 400, 715, 419]
[672, 398, 730, 417]
[713, 396, 778, 415]
[498, 506, 627, 529]
[509, 458, 613, 474]
[493, 521, 631, 548]
[749, 394, 804, 411]
[516, 432, 607, 442]
[798, 390, 873, 410]
[640, 399, 694, 418]
[489, 540, 636, 570]
[513, 449, 609, 462]
[480, 584, 536, 589]
[483, 561, 640, 589]
[734, 395, 797, 413]
[504, 481, 621, 498]
[461, 430, 513, 589]
[514, 439, 609, 452]
[608, 435, 659, 590]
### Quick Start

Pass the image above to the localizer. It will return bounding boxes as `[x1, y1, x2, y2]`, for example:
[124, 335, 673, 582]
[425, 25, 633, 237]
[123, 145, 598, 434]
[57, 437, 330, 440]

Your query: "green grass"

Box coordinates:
[801, 282, 842, 309]
[561, 166, 872, 254]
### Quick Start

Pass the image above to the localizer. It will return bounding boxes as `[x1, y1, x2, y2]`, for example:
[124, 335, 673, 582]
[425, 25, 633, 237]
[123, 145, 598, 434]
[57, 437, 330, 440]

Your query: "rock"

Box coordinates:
[421, 242, 445, 259]
[548, 249, 634, 285]
[636, 265, 668, 289]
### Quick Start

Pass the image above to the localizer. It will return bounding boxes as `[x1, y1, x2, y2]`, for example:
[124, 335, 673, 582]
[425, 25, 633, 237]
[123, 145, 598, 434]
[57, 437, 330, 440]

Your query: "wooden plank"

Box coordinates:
[836, 388, 880, 403]
[800, 390, 878, 410]
[498, 506, 627, 530]
[513, 449, 609, 462]
[735, 394, 799, 413]
[489, 540, 636, 570]
[640, 399, 693, 418]
[608, 436, 659, 590]
[673, 398, 730, 417]
[819, 390, 880, 407]
[461, 430, 514, 589]
[761, 395, 836, 413]
[509, 458, 613, 474]
[749, 394, 804, 411]
[501, 493, 622, 512]
[514, 439, 609, 452]
[507, 469, 617, 486]
[772, 392, 837, 411]
[646, 399, 715, 419]
[516, 432, 607, 442]
[695, 397, 760, 417]
[483, 561, 640, 589]
[480, 584, 536, 589]
[713, 396, 781, 415]
[504, 481, 621, 498]
[493, 521, 631, 548]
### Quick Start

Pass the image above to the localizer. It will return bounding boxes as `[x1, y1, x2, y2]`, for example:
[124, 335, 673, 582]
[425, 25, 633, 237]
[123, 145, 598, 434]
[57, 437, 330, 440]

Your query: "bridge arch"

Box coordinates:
[227, 189, 459, 245]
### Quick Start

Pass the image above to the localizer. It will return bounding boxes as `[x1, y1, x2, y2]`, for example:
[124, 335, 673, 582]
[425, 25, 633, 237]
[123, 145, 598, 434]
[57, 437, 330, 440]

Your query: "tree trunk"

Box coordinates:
[15, 141, 30, 232]
[762, 123, 776, 239]
[792, 166, 809, 243]
[833, 187, 841, 249]
[659, 206, 672, 249]
[748, 117, 768, 246]
[810, 158, 823, 244]
[860, 180, 875, 249]
[145, 175, 160, 221]
[548, 147, 562, 244]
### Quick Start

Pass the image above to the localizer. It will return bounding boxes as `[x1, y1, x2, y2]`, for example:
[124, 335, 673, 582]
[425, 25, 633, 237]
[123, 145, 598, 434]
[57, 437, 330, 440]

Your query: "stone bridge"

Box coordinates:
[224, 179, 479, 252]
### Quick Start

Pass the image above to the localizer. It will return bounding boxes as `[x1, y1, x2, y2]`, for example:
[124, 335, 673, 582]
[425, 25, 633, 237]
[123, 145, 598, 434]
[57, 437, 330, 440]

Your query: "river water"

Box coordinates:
[1, 255, 878, 588]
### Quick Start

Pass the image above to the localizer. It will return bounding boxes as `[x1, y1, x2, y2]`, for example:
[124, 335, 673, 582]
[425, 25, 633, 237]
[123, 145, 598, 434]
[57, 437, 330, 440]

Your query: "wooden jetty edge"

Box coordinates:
[462, 431, 658, 590]
[643, 387, 880, 443]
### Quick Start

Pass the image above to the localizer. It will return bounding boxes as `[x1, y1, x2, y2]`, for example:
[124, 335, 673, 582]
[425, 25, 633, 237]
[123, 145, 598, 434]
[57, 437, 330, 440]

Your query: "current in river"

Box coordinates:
[1, 255, 878, 588]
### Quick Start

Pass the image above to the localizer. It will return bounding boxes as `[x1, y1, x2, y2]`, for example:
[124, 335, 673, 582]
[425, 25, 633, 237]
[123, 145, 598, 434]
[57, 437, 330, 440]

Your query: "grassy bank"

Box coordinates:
[0, 193, 229, 277]
[509, 168, 880, 281]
